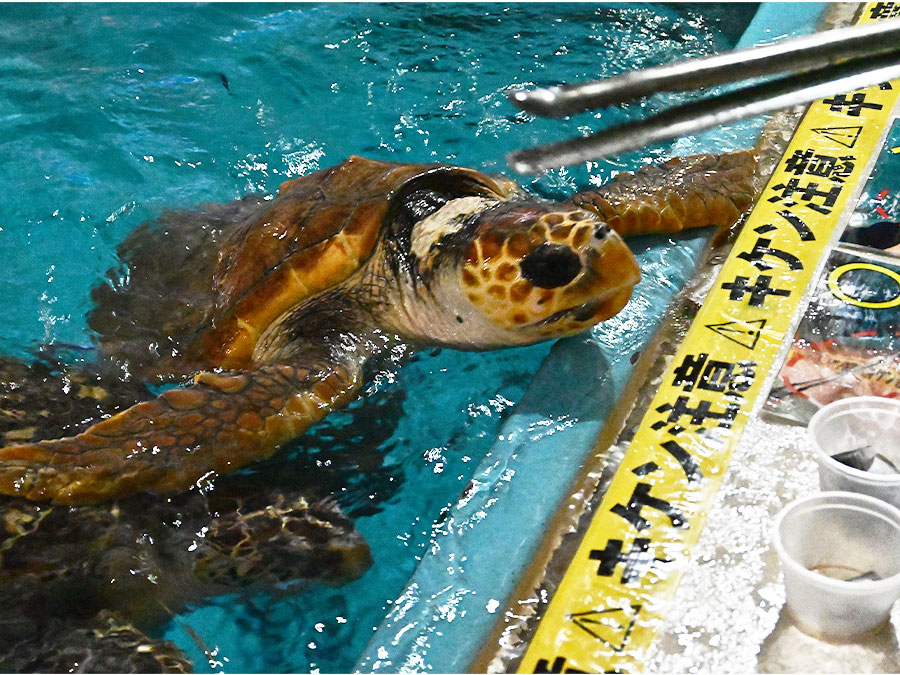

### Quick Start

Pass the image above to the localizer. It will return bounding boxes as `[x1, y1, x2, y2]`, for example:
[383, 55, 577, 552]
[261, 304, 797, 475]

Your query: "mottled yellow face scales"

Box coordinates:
[460, 205, 641, 341]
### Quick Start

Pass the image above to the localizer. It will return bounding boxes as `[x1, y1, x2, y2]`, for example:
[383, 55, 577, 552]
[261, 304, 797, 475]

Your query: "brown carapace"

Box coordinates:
[0, 150, 757, 504]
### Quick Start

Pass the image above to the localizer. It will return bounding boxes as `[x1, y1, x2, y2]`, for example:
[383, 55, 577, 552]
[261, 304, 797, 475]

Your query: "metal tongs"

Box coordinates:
[507, 18, 900, 173]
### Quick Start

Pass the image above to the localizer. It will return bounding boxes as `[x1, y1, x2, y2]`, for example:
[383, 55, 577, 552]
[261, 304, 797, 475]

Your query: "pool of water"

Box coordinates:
[0, 3, 757, 672]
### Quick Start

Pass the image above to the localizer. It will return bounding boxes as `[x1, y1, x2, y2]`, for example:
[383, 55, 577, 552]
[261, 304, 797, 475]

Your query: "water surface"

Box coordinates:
[0, 3, 756, 671]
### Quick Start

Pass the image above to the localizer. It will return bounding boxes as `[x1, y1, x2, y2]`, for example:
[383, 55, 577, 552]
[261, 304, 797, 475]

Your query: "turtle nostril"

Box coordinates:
[594, 223, 611, 239]
[520, 244, 582, 289]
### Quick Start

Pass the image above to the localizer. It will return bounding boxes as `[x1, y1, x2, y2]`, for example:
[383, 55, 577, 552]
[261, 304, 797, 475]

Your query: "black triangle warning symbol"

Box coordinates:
[811, 125, 863, 149]
[705, 318, 767, 350]
[569, 605, 640, 652]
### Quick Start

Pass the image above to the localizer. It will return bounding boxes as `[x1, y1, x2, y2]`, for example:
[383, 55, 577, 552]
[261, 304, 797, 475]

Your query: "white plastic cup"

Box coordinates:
[809, 396, 900, 508]
[772, 492, 900, 640]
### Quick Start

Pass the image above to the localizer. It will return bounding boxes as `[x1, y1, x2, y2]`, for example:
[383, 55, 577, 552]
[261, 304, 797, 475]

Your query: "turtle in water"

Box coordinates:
[0, 151, 757, 505]
[0, 354, 371, 672]
[0, 486, 369, 673]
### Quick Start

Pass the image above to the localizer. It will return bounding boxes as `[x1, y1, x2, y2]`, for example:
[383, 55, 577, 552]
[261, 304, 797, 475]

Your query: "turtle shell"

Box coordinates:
[89, 156, 513, 375]
[203, 156, 519, 367]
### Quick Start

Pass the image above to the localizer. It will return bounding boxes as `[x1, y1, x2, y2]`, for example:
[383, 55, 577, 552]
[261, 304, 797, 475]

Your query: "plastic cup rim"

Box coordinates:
[772, 491, 900, 593]
[808, 396, 900, 485]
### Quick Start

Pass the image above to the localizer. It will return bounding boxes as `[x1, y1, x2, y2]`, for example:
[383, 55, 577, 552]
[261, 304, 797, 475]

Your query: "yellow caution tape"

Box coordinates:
[519, 4, 900, 673]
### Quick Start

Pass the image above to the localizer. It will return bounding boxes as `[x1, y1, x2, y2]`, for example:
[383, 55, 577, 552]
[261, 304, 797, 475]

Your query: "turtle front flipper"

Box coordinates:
[568, 150, 758, 237]
[0, 360, 362, 504]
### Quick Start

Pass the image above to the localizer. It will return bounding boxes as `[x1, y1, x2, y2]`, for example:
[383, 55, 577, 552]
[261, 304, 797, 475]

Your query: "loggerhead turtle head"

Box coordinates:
[378, 167, 641, 349]
[452, 201, 641, 344]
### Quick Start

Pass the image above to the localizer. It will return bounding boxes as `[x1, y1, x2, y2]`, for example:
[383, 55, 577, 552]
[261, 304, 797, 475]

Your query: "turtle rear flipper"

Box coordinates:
[568, 150, 758, 237]
[0, 358, 362, 504]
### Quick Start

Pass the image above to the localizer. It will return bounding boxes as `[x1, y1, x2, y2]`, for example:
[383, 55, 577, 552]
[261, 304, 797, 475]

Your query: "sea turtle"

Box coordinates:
[0, 151, 757, 505]
[0, 355, 371, 672]
[0, 485, 369, 673]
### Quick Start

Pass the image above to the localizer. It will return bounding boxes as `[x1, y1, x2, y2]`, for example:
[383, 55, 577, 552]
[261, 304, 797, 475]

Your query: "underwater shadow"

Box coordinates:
[511, 334, 615, 424]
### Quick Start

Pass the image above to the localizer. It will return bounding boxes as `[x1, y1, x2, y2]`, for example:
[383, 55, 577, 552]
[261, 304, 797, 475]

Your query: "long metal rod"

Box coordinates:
[508, 53, 900, 174]
[509, 18, 900, 118]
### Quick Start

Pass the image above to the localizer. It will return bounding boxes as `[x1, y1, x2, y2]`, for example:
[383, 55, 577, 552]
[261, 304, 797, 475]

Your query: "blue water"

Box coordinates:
[0, 3, 756, 672]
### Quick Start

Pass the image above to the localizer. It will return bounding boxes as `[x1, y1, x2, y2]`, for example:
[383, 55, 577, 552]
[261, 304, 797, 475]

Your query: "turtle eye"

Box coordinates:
[520, 244, 582, 288]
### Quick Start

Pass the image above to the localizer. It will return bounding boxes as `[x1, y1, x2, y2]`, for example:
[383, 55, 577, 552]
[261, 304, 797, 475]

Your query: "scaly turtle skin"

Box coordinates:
[2, 610, 193, 674]
[0, 489, 369, 672]
[0, 151, 757, 504]
[0, 481, 369, 673]
[0, 355, 371, 672]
